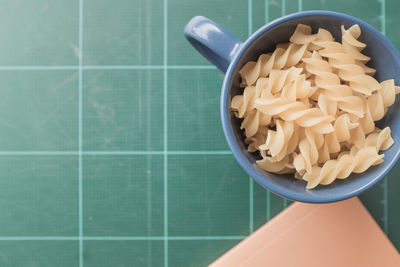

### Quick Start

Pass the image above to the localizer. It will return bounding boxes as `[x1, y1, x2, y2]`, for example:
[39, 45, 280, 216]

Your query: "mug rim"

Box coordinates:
[220, 10, 400, 203]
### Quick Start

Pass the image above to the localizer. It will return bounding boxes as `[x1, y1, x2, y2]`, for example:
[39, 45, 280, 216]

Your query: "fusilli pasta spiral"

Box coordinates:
[231, 23, 400, 189]
[303, 146, 384, 189]
[315, 37, 380, 96]
[239, 44, 309, 87]
[255, 97, 335, 134]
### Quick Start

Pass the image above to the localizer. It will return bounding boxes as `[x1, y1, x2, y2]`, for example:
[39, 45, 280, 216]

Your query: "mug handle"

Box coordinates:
[184, 16, 243, 73]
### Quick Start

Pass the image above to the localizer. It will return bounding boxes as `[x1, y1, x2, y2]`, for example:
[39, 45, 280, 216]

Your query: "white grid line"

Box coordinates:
[163, 0, 169, 265]
[249, 178, 254, 233]
[166, 150, 231, 155]
[0, 65, 216, 71]
[0, 237, 79, 241]
[298, 0, 302, 12]
[381, 0, 388, 235]
[85, 65, 217, 70]
[266, 192, 271, 220]
[0, 150, 232, 156]
[281, 0, 286, 17]
[0, 151, 79, 156]
[0, 66, 78, 70]
[166, 65, 216, 70]
[78, 0, 84, 266]
[0, 236, 246, 241]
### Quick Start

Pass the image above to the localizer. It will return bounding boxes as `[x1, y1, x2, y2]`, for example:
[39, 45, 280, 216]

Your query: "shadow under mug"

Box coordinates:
[184, 11, 400, 203]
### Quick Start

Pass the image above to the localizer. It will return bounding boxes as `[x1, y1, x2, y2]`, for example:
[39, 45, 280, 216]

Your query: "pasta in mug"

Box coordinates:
[231, 24, 400, 189]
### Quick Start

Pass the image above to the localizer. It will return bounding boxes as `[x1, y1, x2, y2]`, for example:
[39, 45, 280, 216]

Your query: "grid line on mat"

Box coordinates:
[78, 0, 84, 266]
[0, 65, 217, 71]
[163, 0, 169, 265]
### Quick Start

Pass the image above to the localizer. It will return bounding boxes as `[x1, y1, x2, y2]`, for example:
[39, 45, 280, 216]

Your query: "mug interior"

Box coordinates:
[224, 11, 400, 202]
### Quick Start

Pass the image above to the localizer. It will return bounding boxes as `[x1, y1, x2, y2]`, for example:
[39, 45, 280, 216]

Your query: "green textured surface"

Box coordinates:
[83, 70, 164, 151]
[0, 71, 78, 150]
[168, 240, 239, 267]
[83, 241, 164, 267]
[83, 155, 164, 236]
[0, 1, 78, 66]
[0, 0, 398, 266]
[0, 241, 78, 267]
[168, 155, 249, 236]
[0, 156, 78, 236]
[168, 70, 227, 150]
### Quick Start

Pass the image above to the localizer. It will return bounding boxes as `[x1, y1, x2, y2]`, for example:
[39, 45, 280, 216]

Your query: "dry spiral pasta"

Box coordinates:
[315, 31, 380, 96]
[231, 80, 272, 137]
[341, 25, 371, 64]
[254, 96, 335, 134]
[239, 44, 309, 87]
[359, 79, 400, 134]
[231, 23, 400, 189]
[303, 51, 366, 118]
[365, 127, 394, 152]
[239, 25, 339, 87]
[303, 146, 384, 189]
[245, 126, 269, 152]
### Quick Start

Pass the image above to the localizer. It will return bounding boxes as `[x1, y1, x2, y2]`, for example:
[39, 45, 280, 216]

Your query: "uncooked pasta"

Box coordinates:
[231, 24, 400, 189]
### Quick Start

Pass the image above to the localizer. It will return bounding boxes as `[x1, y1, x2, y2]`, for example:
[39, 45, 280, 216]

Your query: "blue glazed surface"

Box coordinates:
[184, 11, 400, 203]
[184, 16, 243, 72]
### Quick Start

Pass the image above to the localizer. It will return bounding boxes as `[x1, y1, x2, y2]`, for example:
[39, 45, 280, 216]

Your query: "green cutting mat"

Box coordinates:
[0, 0, 398, 266]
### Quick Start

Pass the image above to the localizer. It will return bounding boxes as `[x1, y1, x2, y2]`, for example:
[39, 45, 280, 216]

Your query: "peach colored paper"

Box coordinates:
[210, 197, 400, 267]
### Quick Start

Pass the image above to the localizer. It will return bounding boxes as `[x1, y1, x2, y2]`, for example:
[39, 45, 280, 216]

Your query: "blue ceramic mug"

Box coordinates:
[184, 11, 400, 203]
